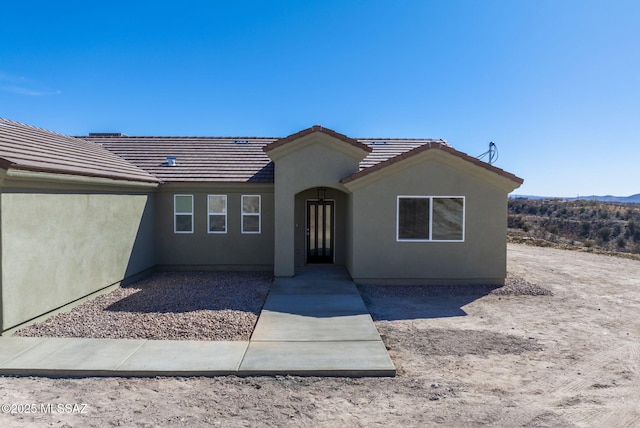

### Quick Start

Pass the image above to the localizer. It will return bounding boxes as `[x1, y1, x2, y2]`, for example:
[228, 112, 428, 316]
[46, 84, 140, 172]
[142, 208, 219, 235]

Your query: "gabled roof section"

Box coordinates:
[83, 135, 277, 183]
[263, 125, 372, 155]
[341, 142, 524, 186]
[84, 135, 446, 184]
[0, 118, 159, 183]
[358, 138, 448, 168]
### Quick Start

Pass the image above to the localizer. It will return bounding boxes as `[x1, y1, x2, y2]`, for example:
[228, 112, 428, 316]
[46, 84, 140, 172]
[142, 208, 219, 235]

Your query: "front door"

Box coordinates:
[307, 200, 334, 263]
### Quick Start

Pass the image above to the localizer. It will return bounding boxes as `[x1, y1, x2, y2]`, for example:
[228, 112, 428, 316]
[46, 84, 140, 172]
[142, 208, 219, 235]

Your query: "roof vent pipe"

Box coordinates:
[166, 156, 177, 166]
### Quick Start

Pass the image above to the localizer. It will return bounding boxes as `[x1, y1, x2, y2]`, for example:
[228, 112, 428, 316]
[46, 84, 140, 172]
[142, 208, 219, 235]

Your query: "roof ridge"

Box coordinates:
[264, 125, 372, 154]
[79, 135, 280, 140]
[0, 117, 79, 140]
[357, 138, 446, 142]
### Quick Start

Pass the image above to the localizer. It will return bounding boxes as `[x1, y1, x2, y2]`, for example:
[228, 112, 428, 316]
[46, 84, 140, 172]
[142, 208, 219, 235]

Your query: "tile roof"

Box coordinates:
[84, 136, 279, 183]
[264, 125, 372, 154]
[0, 118, 159, 183]
[342, 141, 524, 185]
[1, 118, 521, 186]
[84, 134, 447, 183]
[358, 138, 448, 169]
[78, 125, 521, 185]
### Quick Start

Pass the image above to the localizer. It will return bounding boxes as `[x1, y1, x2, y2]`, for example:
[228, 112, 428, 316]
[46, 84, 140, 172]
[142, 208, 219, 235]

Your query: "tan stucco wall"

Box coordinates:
[268, 134, 367, 276]
[1, 190, 156, 332]
[347, 159, 511, 284]
[155, 184, 274, 269]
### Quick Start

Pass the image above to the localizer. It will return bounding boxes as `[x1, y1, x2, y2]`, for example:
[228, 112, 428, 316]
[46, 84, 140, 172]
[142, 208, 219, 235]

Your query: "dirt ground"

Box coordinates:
[1, 243, 639, 427]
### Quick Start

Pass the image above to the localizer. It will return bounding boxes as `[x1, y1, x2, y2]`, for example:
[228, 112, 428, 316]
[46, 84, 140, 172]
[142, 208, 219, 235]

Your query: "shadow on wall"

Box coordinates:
[121, 194, 157, 286]
[248, 162, 274, 183]
[357, 284, 499, 321]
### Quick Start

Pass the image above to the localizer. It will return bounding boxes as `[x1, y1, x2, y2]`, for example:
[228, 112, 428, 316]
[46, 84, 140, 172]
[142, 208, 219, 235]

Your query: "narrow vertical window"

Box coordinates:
[208, 195, 227, 233]
[242, 195, 261, 234]
[174, 194, 193, 233]
[432, 197, 464, 240]
[397, 197, 430, 240]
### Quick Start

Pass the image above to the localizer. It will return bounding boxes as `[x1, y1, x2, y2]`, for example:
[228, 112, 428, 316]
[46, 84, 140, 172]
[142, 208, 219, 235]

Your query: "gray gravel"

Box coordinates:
[14, 270, 546, 342]
[14, 271, 273, 341]
[358, 272, 551, 298]
[489, 272, 553, 296]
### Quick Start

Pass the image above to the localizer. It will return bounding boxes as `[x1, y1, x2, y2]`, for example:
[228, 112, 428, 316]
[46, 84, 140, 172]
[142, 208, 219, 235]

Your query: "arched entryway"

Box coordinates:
[294, 187, 348, 268]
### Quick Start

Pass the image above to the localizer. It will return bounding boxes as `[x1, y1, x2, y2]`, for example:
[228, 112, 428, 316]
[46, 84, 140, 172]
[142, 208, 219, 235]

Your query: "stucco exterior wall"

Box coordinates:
[268, 135, 366, 276]
[155, 184, 274, 269]
[348, 160, 509, 284]
[1, 190, 156, 332]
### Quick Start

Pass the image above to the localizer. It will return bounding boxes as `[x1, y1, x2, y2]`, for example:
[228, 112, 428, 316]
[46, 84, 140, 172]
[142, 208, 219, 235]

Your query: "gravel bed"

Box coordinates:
[489, 272, 553, 296]
[14, 271, 273, 341]
[15, 270, 547, 342]
[358, 272, 551, 298]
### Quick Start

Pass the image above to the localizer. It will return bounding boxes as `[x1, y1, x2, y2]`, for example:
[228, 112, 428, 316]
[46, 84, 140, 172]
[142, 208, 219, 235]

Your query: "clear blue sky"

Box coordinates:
[1, 0, 638, 197]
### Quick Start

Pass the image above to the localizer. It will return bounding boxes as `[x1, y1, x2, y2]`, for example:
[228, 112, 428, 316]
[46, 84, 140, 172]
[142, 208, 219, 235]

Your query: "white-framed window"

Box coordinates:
[241, 195, 261, 234]
[397, 196, 465, 242]
[208, 195, 227, 233]
[174, 194, 194, 233]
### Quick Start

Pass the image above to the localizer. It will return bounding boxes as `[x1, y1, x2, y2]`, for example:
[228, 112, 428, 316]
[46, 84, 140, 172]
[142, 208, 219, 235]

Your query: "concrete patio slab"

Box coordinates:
[244, 265, 396, 375]
[116, 340, 248, 375]
[293, 265, 354, 280]
[0, 337, 146, 375]
[270, 278, 358, 295]
[0, 337, 46, 365]
[252, 311, 381, 341]
[239, 340, 395, 376]
[0, 265, 396, 377]
[0, 338, 249, 377]
[261, 293, 370, 317]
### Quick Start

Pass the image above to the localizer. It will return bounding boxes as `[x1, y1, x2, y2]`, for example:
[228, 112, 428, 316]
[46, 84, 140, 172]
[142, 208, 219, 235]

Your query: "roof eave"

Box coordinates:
[0, 156, 15, 171]
[5, 166, 160, 188]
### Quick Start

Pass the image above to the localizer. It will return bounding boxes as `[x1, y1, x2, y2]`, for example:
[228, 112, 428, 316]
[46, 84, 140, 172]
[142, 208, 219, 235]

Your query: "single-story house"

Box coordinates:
[0, 118, 522, 334]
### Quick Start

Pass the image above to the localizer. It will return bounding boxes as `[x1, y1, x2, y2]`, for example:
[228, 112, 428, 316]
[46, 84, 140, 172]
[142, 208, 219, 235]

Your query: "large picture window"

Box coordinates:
[397, 196, 464, 241]
[208, 195, 227, 233]
[242, 195, 261, 234]
[174, 194, 194, 233]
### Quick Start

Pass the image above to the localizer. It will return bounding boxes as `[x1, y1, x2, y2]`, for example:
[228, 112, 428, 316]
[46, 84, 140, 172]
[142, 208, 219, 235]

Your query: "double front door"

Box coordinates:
[306, 200, 334, 263]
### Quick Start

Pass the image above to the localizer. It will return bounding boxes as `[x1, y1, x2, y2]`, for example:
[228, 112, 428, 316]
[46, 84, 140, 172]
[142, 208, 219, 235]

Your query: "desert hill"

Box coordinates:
[508, 198, 640, 256]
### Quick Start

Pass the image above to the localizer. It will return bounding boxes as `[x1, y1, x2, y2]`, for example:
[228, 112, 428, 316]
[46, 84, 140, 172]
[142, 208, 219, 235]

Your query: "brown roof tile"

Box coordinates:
[84, 136, 278, 183]
[341, 142, 524, 185]
[80, 127, 521, 186]
[86, 135, 446, 183]
[263, 125, 372, 154]
[1, 119, 521, 186]
[0, 118, 159, 183]
[358, 138, 447, 168]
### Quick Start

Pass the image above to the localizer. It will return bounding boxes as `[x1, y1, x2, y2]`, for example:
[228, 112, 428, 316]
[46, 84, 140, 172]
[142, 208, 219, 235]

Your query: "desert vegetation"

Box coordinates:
[508, 198, 640, 256]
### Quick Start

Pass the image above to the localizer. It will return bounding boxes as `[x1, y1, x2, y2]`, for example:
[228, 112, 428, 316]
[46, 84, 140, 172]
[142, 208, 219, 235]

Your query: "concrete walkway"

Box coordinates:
[0, 266, 395, 377]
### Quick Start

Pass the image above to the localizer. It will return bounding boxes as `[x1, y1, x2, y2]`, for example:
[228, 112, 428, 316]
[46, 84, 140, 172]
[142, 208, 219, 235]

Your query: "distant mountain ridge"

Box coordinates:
[511, 194, 640, 203]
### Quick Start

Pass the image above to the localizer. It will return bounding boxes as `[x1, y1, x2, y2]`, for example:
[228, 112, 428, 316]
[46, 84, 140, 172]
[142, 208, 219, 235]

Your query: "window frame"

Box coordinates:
[396, 195, 465, 242]
[241, 194, 261, 234]
[174, 194, 194, 234]
[207, 194, 227, 234]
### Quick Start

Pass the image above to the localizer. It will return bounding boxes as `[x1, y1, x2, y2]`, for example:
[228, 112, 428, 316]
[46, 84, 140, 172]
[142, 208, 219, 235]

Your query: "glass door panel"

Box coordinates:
[307, 200, 334, 263]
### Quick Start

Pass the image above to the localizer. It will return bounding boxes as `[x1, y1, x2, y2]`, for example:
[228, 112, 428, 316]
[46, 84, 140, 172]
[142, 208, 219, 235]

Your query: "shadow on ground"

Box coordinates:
[105, 271, 272, 314]
[357, 284, 500, 321]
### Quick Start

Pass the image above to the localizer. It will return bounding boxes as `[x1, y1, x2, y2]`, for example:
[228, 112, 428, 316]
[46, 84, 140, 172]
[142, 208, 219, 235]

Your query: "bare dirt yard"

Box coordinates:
[1, 244, 639, 427]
